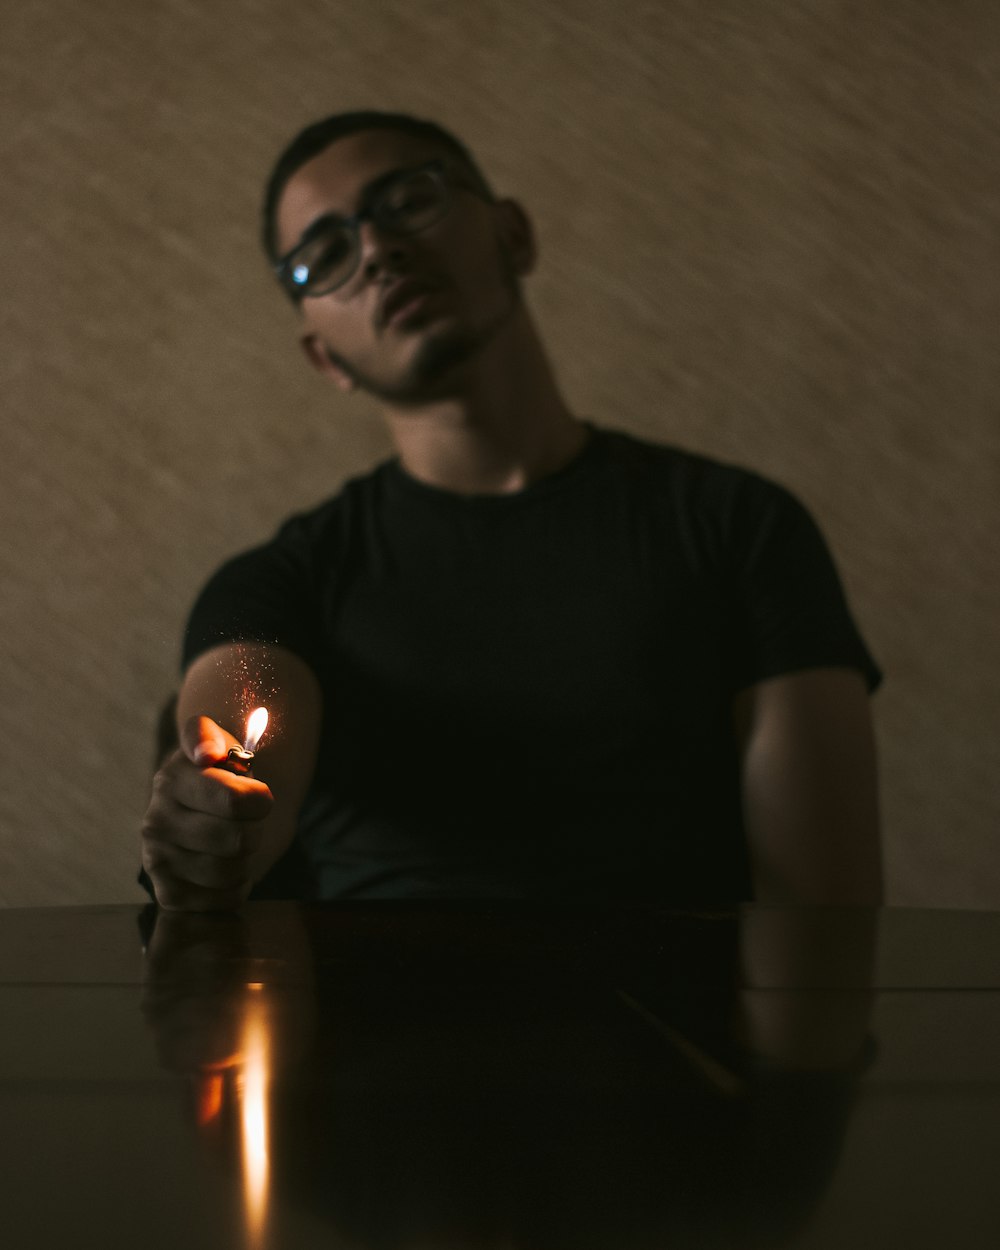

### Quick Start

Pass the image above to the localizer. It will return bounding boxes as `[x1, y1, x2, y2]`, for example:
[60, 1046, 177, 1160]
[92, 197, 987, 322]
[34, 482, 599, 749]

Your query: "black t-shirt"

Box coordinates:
[184, 428, 880, 902]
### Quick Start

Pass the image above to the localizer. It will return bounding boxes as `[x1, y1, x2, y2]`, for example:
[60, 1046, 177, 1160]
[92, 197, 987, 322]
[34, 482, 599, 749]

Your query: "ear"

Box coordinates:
[300, 334, 357, 393]
[494, 198, 537, 276]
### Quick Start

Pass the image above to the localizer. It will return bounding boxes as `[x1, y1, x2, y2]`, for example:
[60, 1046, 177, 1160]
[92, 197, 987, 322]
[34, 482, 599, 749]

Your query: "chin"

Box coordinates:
[410, 325, 481, 385]
[358, 292, 519, 404]
[355, 327, 480, 405]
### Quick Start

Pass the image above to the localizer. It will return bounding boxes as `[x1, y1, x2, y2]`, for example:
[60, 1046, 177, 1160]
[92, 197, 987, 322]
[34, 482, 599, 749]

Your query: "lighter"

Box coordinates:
[226, 706, 269, 776]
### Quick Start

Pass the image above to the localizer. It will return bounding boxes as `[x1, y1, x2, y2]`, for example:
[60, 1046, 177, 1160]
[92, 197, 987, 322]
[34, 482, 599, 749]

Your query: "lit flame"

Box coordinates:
[239, 994, 271, 1246]
[244, 707, 269, 755]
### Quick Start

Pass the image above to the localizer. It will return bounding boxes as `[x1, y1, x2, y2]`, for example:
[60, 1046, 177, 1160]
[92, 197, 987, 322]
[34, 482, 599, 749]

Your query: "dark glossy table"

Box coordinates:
[0, 902, 998, 1249]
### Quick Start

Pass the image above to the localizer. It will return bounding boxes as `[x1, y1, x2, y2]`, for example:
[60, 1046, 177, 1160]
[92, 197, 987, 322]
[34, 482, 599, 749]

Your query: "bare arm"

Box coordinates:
[733, 667, 883, 905]
[141, 643, 322, 910]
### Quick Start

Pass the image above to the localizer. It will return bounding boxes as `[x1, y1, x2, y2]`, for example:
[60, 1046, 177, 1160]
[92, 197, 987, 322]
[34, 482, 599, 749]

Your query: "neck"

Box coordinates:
[382, 312, 588, 495]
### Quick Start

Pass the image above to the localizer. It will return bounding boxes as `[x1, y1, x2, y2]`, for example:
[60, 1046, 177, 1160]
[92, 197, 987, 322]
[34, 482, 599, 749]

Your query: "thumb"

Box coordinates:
[180, 715, 240, 767]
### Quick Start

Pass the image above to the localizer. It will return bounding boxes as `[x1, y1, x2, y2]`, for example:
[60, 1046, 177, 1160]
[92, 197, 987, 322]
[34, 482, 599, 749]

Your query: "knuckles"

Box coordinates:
[147, 758, 272, 823]
[142, 818, 262, 866]
[154, 878, 247, 913]
[146, 853, 254, 908]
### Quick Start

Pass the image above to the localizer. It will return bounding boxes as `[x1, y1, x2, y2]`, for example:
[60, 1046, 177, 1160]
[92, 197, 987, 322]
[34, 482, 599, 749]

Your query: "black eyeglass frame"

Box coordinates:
[273, 160, 492, 299]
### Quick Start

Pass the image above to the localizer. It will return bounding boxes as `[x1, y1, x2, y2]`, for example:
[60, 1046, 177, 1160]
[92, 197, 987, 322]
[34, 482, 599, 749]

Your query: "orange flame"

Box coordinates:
[244, 707, 269, 754]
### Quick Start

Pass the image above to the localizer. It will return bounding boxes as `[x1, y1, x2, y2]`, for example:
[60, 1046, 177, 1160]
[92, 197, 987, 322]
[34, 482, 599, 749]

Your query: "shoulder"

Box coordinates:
[182, 458, 393, 668]
[597, 426, 785, 495]
[197, 457, 396, 592]
[594, 426, 809, 537]
[267, 458, 394, 556]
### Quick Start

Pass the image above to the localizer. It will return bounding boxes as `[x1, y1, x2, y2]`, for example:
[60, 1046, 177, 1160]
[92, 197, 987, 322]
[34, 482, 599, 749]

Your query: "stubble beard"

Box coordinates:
[334, 250, 523, 406]
[380, 322, 489, 404]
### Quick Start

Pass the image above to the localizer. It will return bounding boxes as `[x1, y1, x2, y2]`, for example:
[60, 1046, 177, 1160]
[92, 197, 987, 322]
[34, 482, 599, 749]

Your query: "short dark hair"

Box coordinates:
[261, 110, 494, 266]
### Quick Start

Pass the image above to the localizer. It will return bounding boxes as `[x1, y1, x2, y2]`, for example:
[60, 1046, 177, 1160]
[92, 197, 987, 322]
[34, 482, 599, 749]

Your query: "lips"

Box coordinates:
[378, 279, 437, 330]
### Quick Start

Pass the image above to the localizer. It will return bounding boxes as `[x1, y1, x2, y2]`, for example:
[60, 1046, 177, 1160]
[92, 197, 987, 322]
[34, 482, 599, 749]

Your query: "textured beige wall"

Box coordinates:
[2, 0, 997, 907]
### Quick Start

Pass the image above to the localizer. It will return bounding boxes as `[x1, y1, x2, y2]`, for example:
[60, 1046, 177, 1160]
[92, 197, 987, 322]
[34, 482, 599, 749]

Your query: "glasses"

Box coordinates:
[275, 161, 488, 299]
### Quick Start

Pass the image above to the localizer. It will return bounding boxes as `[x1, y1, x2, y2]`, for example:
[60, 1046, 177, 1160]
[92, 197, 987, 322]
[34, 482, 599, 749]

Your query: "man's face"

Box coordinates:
[274, 129, 527, 404]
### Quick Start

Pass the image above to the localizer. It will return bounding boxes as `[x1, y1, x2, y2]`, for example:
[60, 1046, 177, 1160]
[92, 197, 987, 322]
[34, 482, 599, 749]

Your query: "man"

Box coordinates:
[141, 111, 883, 911]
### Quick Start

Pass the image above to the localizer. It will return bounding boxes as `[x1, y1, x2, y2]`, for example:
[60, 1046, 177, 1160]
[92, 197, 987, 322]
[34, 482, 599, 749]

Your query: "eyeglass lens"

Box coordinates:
[290, 168, 449, 295]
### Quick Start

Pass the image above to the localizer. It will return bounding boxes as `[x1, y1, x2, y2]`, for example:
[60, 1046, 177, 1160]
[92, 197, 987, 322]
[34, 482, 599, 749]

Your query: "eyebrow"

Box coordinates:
[291, 161, 441, 253]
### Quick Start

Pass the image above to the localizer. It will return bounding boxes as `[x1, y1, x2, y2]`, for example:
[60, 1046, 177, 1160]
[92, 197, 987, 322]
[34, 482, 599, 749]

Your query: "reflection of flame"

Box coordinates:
[239, 994, 271, 1247]
[244, 707, 269, 755]
[196, 1071, 225, 1127]
[195, 1052, 243, 1127]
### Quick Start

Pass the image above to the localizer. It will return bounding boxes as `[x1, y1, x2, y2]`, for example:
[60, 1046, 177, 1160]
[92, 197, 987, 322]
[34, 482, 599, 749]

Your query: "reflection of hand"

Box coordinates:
[141, 910, 250, 1076]
[737, 908, 878, 1071]
[141, 907, 316, 1088]
[141, 716, 274, 911]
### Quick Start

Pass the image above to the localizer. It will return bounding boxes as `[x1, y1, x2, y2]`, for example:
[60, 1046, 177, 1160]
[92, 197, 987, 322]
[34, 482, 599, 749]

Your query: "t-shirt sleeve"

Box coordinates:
[181, 517, 326, 674]
[725, 476, 882, 693]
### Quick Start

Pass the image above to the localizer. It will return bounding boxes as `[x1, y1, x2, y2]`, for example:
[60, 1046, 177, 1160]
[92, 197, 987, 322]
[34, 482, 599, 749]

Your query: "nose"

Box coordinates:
[358, 219, 409, 282]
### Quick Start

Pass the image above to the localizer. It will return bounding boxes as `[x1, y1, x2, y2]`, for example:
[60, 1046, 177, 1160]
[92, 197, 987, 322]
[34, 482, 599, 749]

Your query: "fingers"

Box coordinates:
[157, 755, 273, 827]
[140, 816, 255, 910]
[152, 877, 252, 914]
[141, 811, 257, 910]
[179, 714, 238, 767]
[144, 785, 268, 858]
[140, 831, 255, 911]
[142, 837, 258, 892]
[150, 750, 273, 840]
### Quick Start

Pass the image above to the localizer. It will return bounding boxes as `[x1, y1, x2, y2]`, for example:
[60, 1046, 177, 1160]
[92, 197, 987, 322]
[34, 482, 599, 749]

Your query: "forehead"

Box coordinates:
[274, 129, 449, 254]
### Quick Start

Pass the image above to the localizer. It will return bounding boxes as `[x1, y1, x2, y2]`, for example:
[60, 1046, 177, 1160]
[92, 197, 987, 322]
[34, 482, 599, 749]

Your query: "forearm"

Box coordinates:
[735, 668, 883, 906]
